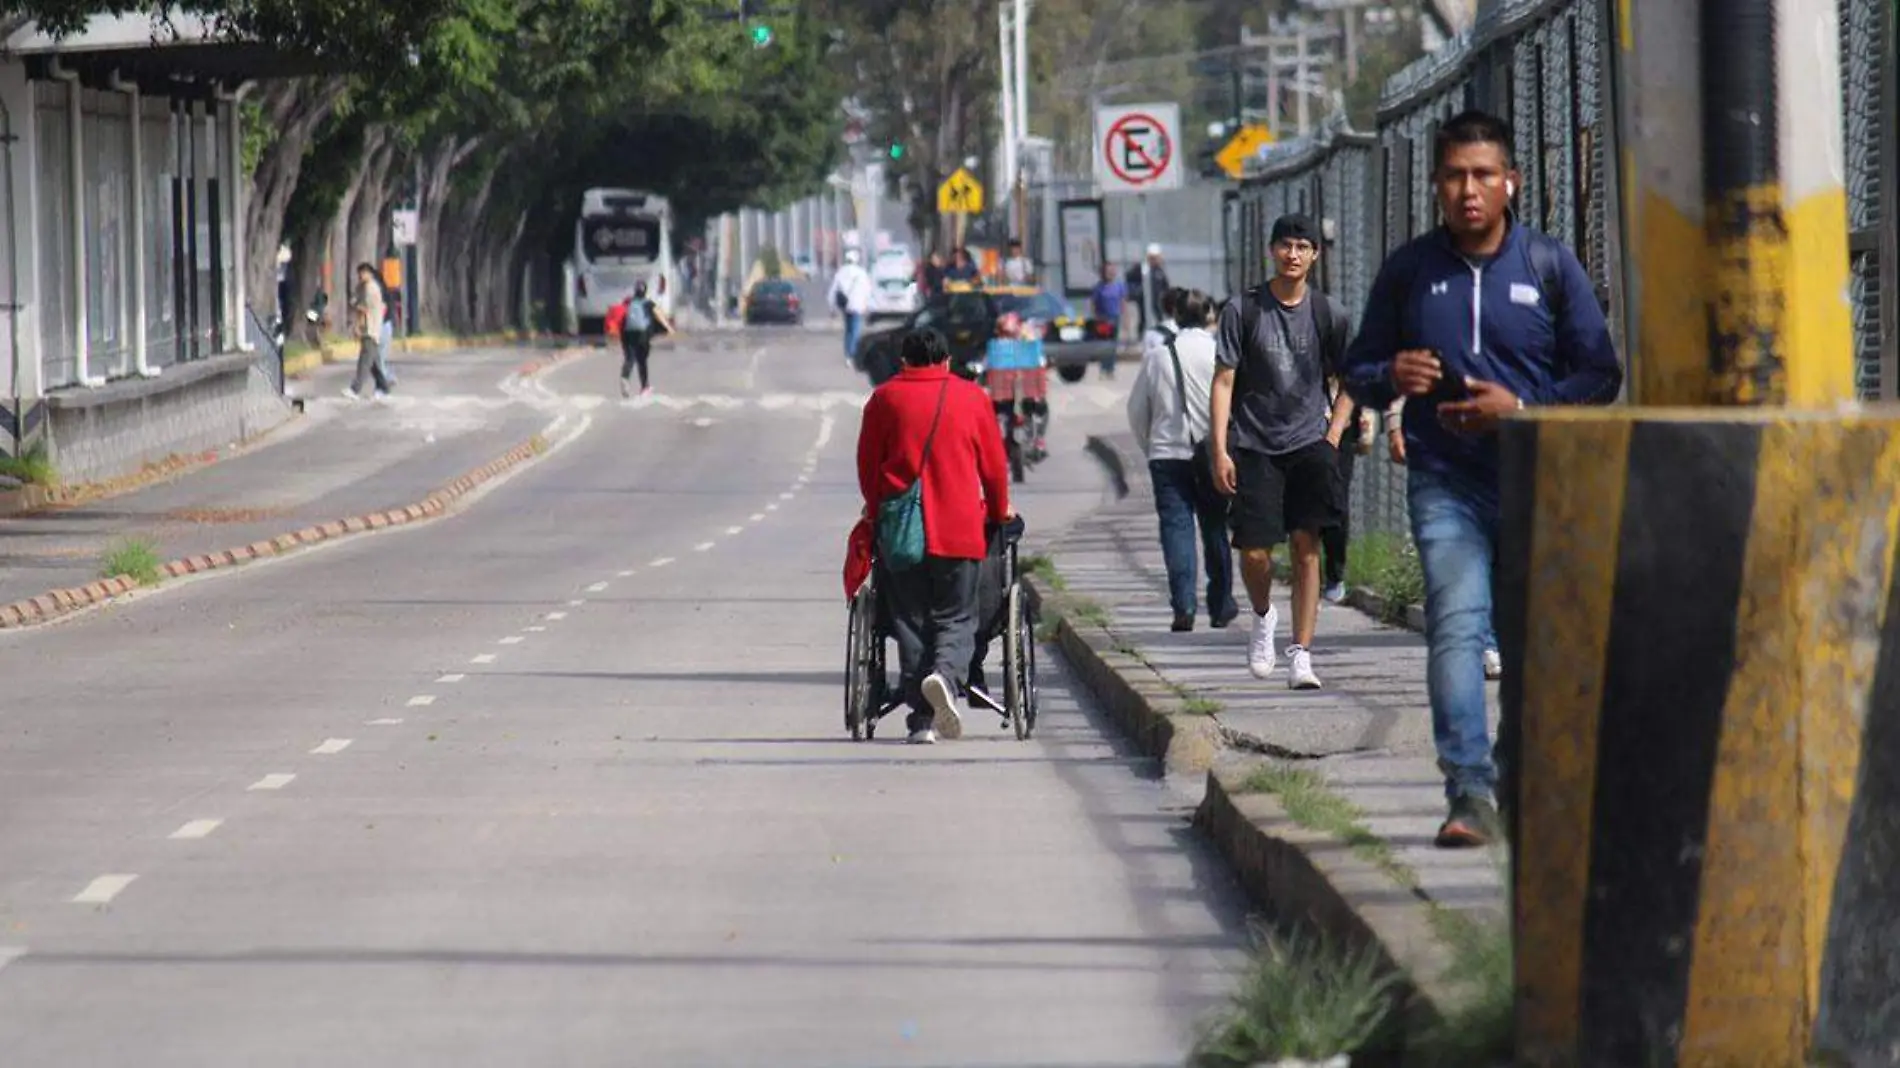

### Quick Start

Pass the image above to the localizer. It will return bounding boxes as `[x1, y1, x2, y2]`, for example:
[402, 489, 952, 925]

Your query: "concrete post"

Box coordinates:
[1502, 1, 1893, 1064]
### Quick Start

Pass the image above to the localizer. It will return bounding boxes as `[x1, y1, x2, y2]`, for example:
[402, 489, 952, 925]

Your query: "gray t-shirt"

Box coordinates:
[1216, 285, 1336, 456]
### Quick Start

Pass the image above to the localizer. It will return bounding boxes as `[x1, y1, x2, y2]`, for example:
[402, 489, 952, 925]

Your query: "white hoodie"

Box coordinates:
[828, 263, 874, 315]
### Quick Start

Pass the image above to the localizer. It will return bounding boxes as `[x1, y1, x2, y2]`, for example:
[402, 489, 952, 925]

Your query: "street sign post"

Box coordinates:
[937, 168, 985, 215]
[1215, 124, 1276, 180]
[1093, 103, 1183, 195]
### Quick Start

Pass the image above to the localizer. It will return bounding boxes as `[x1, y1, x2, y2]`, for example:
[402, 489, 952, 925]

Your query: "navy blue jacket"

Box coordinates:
[1342, 223, 1622, 489]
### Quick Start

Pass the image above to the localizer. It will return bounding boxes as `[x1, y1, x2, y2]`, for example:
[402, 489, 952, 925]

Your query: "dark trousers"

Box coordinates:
[882, 555, 980, 727]
[1323, 444, 1358, 588]
[620, 333, 651, 388]
[1150, 459, 1235, 622]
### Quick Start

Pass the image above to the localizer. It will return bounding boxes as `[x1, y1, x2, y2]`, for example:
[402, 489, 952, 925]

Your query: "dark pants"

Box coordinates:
[882, 555, 980, 730]
[1150, 459, 1236, 622]
[1323, 443, 1358, 588]
[349, 335, 391, 395]
[620, 332, 651, 388]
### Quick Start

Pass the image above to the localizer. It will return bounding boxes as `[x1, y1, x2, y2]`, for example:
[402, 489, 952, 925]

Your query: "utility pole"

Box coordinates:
[1295, 27, 1310, 136]
[1013, 0, 1030, 245]
[998, 2, 1017, 238]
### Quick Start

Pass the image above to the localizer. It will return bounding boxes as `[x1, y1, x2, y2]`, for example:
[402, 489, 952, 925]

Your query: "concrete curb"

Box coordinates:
[281, 329, 546, 378]
[0, 346, 588, 631]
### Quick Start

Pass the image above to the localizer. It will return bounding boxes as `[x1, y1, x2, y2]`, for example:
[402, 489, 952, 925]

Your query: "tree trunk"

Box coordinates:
[243, 77, 347, 321]
[345, 132, 398, 281]
[413, 136, 481, 332]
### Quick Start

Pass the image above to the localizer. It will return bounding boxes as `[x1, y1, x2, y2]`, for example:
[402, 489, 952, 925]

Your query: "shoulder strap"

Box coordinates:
[1522, 230, 1567, 323]
[1165, 335, 1198, 447]
[918, 379, 950, 470]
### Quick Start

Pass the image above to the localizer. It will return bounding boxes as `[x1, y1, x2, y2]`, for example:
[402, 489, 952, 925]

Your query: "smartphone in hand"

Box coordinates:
[1424, 350, 1472, 404]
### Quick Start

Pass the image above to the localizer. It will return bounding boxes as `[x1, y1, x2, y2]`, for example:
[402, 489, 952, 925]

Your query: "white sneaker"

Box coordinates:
[619, 379, 631, 398]
[1288, 645, 1322, 690]
[341, 387, 360, 400]
[907, 727, 938, 745]
[1483, 649, 1503, 680]
[921, 672, 964, 740]
[1249, 605, 1278, 679]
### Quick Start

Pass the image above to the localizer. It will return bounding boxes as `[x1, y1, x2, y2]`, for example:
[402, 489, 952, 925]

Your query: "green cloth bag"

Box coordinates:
[877, 380, 949, 572]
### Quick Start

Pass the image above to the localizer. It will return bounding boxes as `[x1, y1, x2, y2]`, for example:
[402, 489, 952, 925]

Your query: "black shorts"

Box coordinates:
[1231, 441, 1345, 550]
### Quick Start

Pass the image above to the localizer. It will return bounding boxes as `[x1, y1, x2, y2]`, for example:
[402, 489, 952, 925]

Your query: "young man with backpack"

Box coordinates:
[615, 282, 674, 399]
[1342, 109, 1623, 848]
[1209, 214, 1356, 693]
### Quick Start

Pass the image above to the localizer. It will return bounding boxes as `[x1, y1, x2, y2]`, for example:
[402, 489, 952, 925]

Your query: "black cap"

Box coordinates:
[1270, 213, 1321, 246]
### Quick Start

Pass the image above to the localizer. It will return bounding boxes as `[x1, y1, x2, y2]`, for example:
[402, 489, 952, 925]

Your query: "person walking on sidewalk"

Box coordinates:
[616, 282, 673, 399]
[1128, 289, 1237, 633]
[829, 249, 874, 366]
[1343, 109, 1622, 848]
[343, 263, 392, 401]
[1320, 392, 1374, 605]
[378, 278, 401, 390]
[856, 329, 1013, 745]
[1209, 214, 1355, 691]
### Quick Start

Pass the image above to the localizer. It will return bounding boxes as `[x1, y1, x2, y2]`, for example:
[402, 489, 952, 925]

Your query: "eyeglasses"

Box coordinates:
[1272, 242, 1317, 257]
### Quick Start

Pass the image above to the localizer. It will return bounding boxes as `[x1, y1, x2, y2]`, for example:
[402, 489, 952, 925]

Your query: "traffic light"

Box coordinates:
[750, 22, 773, 47]
[888, 143, 905, 161]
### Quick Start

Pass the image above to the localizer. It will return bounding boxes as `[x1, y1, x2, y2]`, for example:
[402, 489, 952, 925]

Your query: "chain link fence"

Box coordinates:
[1228, 0, 1893, 550]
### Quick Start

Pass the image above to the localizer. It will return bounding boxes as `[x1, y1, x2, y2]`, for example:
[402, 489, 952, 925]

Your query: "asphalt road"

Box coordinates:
[0, 327, 1250, 1067]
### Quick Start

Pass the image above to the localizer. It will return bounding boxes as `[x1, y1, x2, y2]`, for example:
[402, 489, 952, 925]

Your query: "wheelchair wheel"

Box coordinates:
[1004, 584, 1031, 740]
[845, 583, 876, 741]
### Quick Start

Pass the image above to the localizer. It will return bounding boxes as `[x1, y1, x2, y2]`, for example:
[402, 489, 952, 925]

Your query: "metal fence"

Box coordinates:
[1229, 0, 1894, 549]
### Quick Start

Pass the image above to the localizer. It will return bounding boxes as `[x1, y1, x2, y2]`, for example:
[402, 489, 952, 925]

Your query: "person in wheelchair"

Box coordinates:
[856, 329, 1014, 744]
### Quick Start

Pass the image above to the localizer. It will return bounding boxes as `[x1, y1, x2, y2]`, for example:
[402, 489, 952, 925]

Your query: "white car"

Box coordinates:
[868, 269, 920, 319]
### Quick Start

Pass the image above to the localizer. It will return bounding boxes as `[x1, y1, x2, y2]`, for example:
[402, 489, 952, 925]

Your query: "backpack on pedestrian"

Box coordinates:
[623, 297, 652, 336]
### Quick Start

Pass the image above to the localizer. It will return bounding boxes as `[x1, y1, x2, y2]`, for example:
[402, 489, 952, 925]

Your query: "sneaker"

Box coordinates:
[619, 378, 631, 398]
[906, 727, 938, 745]
[1248, 605, 1278, 679]
[1210, 606, 1239, 630]
[1171, 613, 1194, 633]
[1323, 582, 1347, 604]
[1435, 795, 1500, 849]
[372, 389, 390, 400]
[341, 387, 360, 400]
[1483, 649, 1503, 680]
[641, 386, 654, 398]
[1287, 645, 1321, 690]
[920, 672, 964, 741]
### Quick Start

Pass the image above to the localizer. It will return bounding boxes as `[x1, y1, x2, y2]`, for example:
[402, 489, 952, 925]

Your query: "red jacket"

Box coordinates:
[856, 364, 1010, 561]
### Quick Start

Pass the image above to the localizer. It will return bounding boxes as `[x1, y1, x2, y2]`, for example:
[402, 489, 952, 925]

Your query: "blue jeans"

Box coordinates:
[843, 313, 863, 361]
[1150, 460, 1236, 622]
[1409, 466, 1500, 803]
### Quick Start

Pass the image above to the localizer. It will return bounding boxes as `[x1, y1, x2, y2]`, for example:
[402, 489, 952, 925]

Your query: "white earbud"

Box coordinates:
[1506, 179, 1517, 197]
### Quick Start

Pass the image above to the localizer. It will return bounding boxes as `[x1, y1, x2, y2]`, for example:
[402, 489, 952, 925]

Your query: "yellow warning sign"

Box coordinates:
[1216, 125, 1275, 180]
[937, 168, 986, 215]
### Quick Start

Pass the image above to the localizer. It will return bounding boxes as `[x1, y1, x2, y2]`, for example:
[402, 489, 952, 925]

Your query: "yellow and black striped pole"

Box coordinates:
[1501, 0, 1896, 1064]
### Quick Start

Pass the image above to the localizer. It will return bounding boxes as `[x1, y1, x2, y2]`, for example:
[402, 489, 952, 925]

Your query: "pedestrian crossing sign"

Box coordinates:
[937, 168, 985, 215]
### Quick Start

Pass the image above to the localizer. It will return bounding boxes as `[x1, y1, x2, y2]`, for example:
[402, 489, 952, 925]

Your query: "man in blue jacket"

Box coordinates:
[1342, 109, 1622, 848]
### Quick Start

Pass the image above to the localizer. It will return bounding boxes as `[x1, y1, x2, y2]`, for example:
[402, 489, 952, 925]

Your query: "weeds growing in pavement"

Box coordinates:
[1181, 695, 1223, 717]
[1021, 553, 1066, 592]
[1068, 596, 1110, 629]
[1343, 533, 1425, 621]
[1189, 922, 1401, 1067]
[0, 443, 56, 487]
[100, 538, 163, 586]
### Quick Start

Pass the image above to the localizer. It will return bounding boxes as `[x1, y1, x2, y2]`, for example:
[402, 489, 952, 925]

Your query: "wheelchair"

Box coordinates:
[844, 516, 1039, 741]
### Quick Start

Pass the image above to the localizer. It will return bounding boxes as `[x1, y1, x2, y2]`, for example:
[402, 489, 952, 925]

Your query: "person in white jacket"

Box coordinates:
[828, 249, 876, 365]
[1126, 289, 1238, 632]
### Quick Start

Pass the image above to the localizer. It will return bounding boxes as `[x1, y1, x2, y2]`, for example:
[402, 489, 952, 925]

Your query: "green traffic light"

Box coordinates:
[888, 143, 904, 160]
[750, 23, 773, 46]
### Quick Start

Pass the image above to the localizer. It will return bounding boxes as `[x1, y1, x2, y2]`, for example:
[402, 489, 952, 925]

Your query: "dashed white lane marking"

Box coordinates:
[311, 738, 353, 755]
[587, 582, 610, 593]
[650, 557, 675, 568]
[438, 673, 467, 683]
[749, 513, 765, 522]
[568, 599, 586, 607]
[248, 774, 296, 791]
[545, 612, 567, 621]
[169, 819, 223, 840]
[367, 718, 404, 726]
[407, 695, 437, 707]
[765, 504, 779, 513]
[725, 526, 744, 536]
[780, 492, 796, 501]
[527, 626, 547, 633]
[617, 569, 635, 578]
[471, 653, 497, 664]
[816, 412, 836, 449]
[499, 636, 525, 645]
[0, 947, 23, 973]
[73, 875, 136, 905]
[695, 542, 716, 552]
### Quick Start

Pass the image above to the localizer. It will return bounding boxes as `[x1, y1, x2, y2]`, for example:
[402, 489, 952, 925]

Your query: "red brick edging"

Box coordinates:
[0, 348, 583, 631]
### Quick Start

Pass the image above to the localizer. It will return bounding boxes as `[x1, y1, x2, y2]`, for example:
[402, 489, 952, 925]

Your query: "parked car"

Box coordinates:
[743, 280, 803, 325]
[853, 283, 1117, 385]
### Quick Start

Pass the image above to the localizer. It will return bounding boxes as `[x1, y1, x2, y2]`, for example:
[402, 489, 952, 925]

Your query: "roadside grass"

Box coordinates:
[1236, 758, 1517, 1065]
[0, 442, 57, 487]
[1344, 533, 1425, 621]
[100, 538, 163, 587]
[1189, 922, 1401, 1068]
[1181, 695, 1224, 716]
[1021, 552, 1066, 592]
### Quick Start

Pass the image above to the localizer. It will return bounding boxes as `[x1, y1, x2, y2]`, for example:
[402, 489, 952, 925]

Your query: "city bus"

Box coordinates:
[566, 188, 676, 336]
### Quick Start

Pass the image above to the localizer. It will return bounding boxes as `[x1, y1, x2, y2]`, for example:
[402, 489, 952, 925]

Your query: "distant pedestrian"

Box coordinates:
[829, 249, 874, 366]
[1001, 240, 1034, 285]
[1089, 262, 1127, 378]
[343, 263, 391, 401]
[1342, 109, 1623, 848]
[1125, 243, 1171, 335]
[920, 251, 948, 296]
[616, 281, 674, 398]
[1127, 289, 1236, 633]
[1209, 214, 1355, 692]
[1319, 390, 1373, 605]
[856, 329, 1013, 744]
[944, 247, 981, 285]
[378, 279, 401, 389]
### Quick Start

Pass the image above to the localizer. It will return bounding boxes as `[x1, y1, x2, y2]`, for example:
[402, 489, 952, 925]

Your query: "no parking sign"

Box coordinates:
[1093, 103, 1183, 195]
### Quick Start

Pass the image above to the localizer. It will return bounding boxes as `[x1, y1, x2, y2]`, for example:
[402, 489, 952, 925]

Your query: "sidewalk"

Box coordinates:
[0, 344, 570, 613]
[1033, 433, 1507, 1003]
